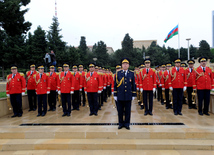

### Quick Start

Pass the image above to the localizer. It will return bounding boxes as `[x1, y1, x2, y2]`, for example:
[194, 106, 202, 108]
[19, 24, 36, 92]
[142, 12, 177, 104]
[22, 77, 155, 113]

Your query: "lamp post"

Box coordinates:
[93, 58, 97, 65]
[186, 38, 191, 60]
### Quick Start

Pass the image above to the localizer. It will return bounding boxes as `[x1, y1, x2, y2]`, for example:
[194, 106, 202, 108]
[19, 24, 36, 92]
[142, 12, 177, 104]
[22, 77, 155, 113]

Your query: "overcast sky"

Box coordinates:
[24, 0, 214, 51]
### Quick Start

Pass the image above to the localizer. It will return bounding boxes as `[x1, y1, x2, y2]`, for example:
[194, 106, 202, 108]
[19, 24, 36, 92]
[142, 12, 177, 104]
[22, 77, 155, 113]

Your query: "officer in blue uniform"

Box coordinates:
[114, 58, 136, 130]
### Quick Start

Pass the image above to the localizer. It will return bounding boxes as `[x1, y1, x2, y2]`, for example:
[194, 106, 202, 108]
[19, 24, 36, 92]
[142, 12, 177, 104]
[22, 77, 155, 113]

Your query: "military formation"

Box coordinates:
[5, 56, 214, 130]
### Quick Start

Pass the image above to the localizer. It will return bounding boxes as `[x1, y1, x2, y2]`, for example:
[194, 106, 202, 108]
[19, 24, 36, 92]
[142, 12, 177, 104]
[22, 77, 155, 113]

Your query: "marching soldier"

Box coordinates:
[78, 65, 86, 107]
[6, 65, 26, 117]
[169, 58, 187, 115]
[48, 65, 58, 111]
[84, 63, 102, 116]
[26, 64, 37, 111]
[72, 65, 82, 111]
[34, 65, 50, 117]
[58, 63, 75, 117]
[161, 63, 172, 109]
[186, 60, 197, 109]
[139, 59, 156, 116]
[195, 57, 214, 116]
[114, 58, 136, 130]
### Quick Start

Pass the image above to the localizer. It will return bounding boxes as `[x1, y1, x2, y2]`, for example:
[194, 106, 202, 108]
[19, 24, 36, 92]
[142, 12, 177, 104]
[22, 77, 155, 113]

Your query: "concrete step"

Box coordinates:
[0, 139, 214, 151]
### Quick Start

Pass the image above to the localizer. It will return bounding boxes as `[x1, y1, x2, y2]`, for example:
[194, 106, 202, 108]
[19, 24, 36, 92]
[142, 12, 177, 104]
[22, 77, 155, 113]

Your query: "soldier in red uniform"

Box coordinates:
[186, 60, 197, 109]
[48, 65, 58, 111]
[97, 67, 104, 110]
[34, 65, 50, 117]
[58, 63, 74, 116]
[72, 65, 82, 110]
[84, 63, 102, 116]
[195, 57, 214, 116]
[6, 65, 26, 117]
[26, 64, 37, 111]
[101, 67, 107, 106]
[139, 59, 156, 115]
[169, 58, 187, 115]
[103, 68, 108, 102]
[78, 65, 86, 106]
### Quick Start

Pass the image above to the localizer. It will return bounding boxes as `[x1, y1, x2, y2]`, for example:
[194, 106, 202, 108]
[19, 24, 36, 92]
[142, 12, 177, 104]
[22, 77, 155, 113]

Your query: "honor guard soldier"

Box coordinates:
[158, 65, 164, 105]
[26, 64, 37, 111]
[48, 65, 58, 111]
[113, 65, 122, 107]
[101, 67, 107, 105]
[72, 65, 82, 110]
[6, 65, 26, 117]
[169, 58, 187, 115]
[114, 58, 136, 130]
[161, 63, 172, 109]
[103, 68, 108, 102]
[139, 59, 156, 116]
[84, 63, 102, 116]
[196, 57, 214, 116]
[181, 63, 188, 105]
[186, 60, 197, 109]
[34, 65, 50, 117]
[56, 67, 62, 107]
[97, 67, 104, 110]
[58, 63, 75, 117]
[78, 65, 86, 107]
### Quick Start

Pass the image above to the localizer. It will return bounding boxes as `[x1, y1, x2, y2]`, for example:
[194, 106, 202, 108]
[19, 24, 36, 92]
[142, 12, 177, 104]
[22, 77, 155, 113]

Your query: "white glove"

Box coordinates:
[7, 94, 10, 97]
[114, 96, 117, 101]
[212, 89, 214, 91]
[137, 88, 139, 91]
[58, 91, 61, 95]
[153, 88, 156, 93]
[22, 92, 25, 96]
[98, 90, 101, 94]
[193, 89, 196, 91]
[132, 97, 135, 100]
[140, 88, 143, 93]
[56, 90, 58, 92]
[85, 91, 87, 94]
[183, 86, 187, 92]
[169, 87, 173, 91]
[47, 91, 50, 94]
[80, 89, 82, 91]
[70, 91, 74, 94]
[159, 84, 162, 87]
[104, 87, 106, 89]
[162, 88, 165, 90]
[112, 92, 114, 95]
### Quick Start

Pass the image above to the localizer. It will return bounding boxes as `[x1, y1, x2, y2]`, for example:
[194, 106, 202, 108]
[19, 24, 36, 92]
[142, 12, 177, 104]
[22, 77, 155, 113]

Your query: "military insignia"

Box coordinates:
[68, 78, 69, 80]
[129, 78, 132, 82]
[17, 79, 19, 81]
[150, 75, 152, 78]
[44, 80, 46, 82]
[94, 78, 96, 80]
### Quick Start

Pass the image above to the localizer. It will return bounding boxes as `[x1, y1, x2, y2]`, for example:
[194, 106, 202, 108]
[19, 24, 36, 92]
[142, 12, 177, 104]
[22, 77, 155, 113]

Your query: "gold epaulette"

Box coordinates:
[56, 72, 60, 75]
[79, 72, 82, 76]
[36, 71, 39, 74]
[70, 71, 74, 75]
[19, 73, 24, 76]
[7, 75, 9, 78]
[152, 68, 156, 72]
[46, 73, 49, 76]
[26, 71, 29, 74]
[33, 74, 36, 77]
[209, 67, 212, 70]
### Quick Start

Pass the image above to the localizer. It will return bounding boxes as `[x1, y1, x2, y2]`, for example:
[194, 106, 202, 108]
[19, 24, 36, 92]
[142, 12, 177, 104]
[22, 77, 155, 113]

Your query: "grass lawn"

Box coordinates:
[0, 92, 6, 98]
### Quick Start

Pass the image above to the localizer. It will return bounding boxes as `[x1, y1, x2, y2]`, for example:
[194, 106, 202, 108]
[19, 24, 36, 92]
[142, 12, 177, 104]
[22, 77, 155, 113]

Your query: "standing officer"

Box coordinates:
[56, 66, 62, 107]
[78, 65, 86, 107]
[6, 65, 26, 117]
[196, 57, 214, 115]
[34, 65, 50, 117]
[84, 63, 102, 116]
[186, 60, 197, 109]
[114, 58, 136, 130]
[101, 67, 107, 106]
[139, 59, 156, 116]
[72, 65, 82, 111]
[169, 58, 187, 115]
[26, 64, 37, 111]
[97, 67, 103, 110]
[58, 63, 74, 117]
[48, 65, 58, 111]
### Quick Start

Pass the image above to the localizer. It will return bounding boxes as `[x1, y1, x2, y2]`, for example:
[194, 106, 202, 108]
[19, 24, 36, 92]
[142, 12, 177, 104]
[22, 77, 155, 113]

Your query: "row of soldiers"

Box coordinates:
[134, 57, 214, 116]
[6, 63, 114, 117]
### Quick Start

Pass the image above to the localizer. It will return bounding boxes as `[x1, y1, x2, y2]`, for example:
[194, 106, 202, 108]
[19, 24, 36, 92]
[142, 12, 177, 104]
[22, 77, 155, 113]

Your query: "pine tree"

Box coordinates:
[121, 33, 133, 58]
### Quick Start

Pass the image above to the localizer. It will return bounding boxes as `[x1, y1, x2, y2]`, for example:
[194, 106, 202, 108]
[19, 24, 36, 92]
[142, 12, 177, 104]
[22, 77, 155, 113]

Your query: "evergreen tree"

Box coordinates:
[196, 40, 212, 58]
[78, 36, 88, 65]
[94, 41, 109, 66]
[121, 33, 133, 58]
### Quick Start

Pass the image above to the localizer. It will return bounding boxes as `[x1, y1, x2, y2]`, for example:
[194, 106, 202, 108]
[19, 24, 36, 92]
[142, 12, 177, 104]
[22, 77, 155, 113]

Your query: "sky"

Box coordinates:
[24, 0, 214, 51]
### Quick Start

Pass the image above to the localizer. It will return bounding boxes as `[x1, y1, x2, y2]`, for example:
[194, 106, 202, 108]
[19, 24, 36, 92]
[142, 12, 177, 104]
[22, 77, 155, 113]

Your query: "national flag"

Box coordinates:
[164, 25, 178, 43]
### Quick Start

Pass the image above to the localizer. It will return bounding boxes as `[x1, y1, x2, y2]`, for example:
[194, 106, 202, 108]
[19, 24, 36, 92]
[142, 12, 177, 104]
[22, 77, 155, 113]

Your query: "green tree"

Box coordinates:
[93, 41, 109, 66]
[121, 33, 133, 58]
[78, 36, 88, 65]
[0, 0, 31, 36]
[180, 47, 187, 61]
[189, 44, 197, 59]
[196, 40, 212, 58]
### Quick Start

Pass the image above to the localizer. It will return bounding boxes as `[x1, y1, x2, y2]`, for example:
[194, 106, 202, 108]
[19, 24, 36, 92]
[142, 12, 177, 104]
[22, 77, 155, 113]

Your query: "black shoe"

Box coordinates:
[98, 107, 101, 110]
[140, 105, 144, 110]
[58, 105, 61, 107]
[48, 109, 52, 111]
[28, 109, 33, 112]
[33, 108, 36, 111]
[166, 107, 169, 109]
[161, 102, 164, 105]
[62, 113, 67, 117]
[178, 112, 182, 115]
[204, 113, 210, 116]
[52, 108, 56, 111]
[118, 125, 123, 129]
[193, 106, 197, 109]
[11, 115, 17, 118]
[37, 114, 41, 117]
[89, 113, 93, 116]
[41, 113, 46, 117]
[149, 112, 153, 116]
[82, 104, 85, 107]
[125, 126, 130, 130]
[94, 113, 98, 116]
[188, 107, 192, 109]
[144, 112, 148, 116]
[18, 114, 22, 117]
[174, 112, 178, 115]
[170, 106, 173, 109]
[138, 102, 141, 106]
[199, 112, 203, 116]
[67, 113, 70, 116]
[76, 108, 80, 111]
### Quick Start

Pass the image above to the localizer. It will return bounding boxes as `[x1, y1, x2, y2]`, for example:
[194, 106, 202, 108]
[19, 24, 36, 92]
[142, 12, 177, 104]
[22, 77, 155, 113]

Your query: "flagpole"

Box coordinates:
[178, 23, 180, 58]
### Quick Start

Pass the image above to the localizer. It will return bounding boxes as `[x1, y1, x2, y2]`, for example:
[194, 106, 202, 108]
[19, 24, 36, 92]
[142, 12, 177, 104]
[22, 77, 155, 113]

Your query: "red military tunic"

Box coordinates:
[161, 70, 170, 89]
[140, 68, 156, 91]
[48, 72, 58, 91]
[79, 71, 85, 89]
[73, 71, 82, 91]
[34, 73, 50, 95]
[103, 73, 107, 88]
[195, 66, 214, 90]
[6, 73, 26, 95]
[84, 71, 102, 92]
[26, 70, 37, 90]
[58, 71, 75, 93]
[97, 72, 103, 91]
[186, 68, 196, 89]
[169, 67, 187, 88]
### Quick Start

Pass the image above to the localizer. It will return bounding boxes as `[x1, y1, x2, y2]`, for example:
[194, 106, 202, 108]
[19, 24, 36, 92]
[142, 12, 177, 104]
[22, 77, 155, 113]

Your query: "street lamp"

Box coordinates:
[93, 58, 97, 65]
[186, 38, 191, 60]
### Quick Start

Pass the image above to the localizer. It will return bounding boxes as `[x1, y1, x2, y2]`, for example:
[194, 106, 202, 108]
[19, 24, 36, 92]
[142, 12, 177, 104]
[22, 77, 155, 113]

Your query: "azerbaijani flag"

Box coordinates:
[164, 25, 178, 43]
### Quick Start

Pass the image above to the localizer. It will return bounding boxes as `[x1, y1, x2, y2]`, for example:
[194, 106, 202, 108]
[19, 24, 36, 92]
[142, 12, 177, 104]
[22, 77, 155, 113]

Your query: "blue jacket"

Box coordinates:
[114, 70, 136, 101]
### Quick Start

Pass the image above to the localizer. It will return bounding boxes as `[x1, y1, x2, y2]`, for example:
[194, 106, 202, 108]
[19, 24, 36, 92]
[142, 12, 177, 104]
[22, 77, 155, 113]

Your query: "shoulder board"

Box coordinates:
[56, 72, 60, 75]
[46, 73, 49, 76]
[209, 67, 212, 70]
[79, 73, 82, 75]
[33, 74, 37, 77]
[70, 72, 74, 75]
[152, 69, 156, 72]
[19, 73, 24, 76]
[129, 70, 134, 73]
[169, 68, 172, 71]
[36, 71, 39, 73]
[7, 75, 9, 78]
[26, 71, 29, 74]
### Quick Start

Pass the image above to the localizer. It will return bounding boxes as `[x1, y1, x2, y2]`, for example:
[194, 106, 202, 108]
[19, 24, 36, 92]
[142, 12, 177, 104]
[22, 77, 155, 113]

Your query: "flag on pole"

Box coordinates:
[164, 25, 178, 43]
